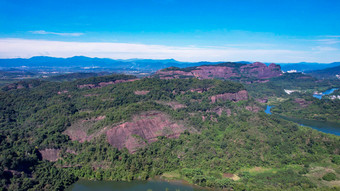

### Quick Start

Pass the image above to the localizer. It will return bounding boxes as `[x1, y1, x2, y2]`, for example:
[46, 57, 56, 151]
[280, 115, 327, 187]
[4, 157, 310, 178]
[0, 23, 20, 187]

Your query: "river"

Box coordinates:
[265, 105, 340, 136]
[312, 88, 338, 99]
[67, 179, 209, 191]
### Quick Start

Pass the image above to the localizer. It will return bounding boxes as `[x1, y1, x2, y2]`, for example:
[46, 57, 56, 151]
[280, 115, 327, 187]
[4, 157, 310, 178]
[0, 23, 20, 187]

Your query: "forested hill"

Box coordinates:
[0, 74, 339, 190]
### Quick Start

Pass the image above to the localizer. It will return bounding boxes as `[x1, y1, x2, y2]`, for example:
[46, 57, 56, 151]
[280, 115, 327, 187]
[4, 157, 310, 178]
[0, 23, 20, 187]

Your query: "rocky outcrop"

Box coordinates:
[155, 62, 282, 81]
[39, 149, 61, 162]
[192, 66, 238, 79]
[211, 90, 248, 103]
[239, 62, 282, 79]
[64, 116, 107, 143]
[209, 107, 232, 116]
[256, 98, 268, 103]
[77, 79, 139, 89]
[134, 90, 150, 95]
[155, 101, 187, 110]
[57, 90, 68, 95]
[3, 81, 38, 91]
[245, 105, 261, 113]
[106, 111, 191, 153]
[294, 98, 312, 108]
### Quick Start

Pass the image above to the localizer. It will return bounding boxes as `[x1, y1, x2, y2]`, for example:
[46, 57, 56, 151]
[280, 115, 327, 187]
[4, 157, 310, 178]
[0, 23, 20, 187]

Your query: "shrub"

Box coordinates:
[322, 173, 336, 181]
[331, 155, 340, 165]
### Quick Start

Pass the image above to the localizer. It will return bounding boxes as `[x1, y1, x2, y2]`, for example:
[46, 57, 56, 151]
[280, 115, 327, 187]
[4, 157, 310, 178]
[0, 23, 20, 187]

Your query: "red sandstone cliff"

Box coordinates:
[211, 90, 249, 103]
[155, 62, 282, 81]
[106, 111, 191, 153]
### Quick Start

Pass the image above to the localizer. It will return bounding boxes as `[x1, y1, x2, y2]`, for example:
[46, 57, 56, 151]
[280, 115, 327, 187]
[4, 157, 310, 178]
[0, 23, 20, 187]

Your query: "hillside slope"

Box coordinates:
[0, 74, 339, 190]
[307, 65, 340, 79]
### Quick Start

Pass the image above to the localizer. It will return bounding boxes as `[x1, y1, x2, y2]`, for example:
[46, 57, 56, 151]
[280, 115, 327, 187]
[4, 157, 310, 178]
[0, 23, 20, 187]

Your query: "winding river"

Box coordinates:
[265, 105, 340, 136]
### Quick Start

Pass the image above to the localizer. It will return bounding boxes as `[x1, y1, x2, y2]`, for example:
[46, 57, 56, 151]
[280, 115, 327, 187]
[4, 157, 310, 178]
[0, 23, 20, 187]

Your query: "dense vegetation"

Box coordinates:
[0, 74, 339, 190]
[271, 95, 340, 123]
[245, 73, 340, 99]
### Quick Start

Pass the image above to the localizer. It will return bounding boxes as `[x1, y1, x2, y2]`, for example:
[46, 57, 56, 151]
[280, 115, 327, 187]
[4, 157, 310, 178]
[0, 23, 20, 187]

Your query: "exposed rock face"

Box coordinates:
[189, 87, 211, 93]
[134, 90, 150, 95]
[245, 105, 261, 113]
[208, 107, 232, 116]
[155, 62, 282, 81]
[106, 111, 190, 153]
[64, 116, 107, 143]
[3, 82, 36, 91]
[211, 90, 248, 103]
[66, 148, 78, 155]
[192, 66, 237, 79]
[239, 62, 282, 79]
[256, 98, 268, 103]
[155, 101, 187, 110]
[84, 94, 99, 97]
[57, 90, 68, 95]
[39, 149, 61, 162]
[77, 79, 139, 89]
[294, 98, 312, 108]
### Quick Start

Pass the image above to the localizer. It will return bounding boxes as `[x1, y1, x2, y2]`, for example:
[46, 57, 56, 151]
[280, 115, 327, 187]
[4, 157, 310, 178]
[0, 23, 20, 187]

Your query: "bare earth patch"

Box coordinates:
[39, 149, 61, 162]
[305, 166, 340, 187]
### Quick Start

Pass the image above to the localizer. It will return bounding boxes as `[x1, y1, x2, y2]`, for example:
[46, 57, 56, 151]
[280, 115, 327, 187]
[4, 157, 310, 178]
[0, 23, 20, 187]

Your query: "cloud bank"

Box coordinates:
[30, 30, 84, 37]
[0, 38, 339, 63]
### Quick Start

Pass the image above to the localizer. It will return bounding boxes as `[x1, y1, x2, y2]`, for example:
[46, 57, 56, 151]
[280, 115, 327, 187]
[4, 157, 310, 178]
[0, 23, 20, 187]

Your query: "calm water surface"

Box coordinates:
[264, 105, 273, 115]
[67, 179, 209, 191]
[265, 105, 340, 136]
[313, 88, 338, 99]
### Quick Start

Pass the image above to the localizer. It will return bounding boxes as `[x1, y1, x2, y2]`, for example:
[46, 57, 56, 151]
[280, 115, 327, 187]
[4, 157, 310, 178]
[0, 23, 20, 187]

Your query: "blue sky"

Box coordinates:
[0, 0, 340, 62]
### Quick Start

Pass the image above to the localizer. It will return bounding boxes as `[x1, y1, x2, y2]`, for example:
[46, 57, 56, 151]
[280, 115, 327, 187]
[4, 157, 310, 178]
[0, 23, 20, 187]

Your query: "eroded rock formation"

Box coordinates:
[155, 101, 187, 110]
[211, 90, 249, 103]
[77, 79, 139, 89]
[106, 111, 190, 153]
[155, 62, 282, 81]
[64, 116, 107, 143]
[134, 90, 150, 95]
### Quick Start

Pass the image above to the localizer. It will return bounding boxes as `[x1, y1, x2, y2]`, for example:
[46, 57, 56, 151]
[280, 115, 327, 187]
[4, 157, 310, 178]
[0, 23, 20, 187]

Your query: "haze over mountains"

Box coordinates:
[1, 56, 340, 73]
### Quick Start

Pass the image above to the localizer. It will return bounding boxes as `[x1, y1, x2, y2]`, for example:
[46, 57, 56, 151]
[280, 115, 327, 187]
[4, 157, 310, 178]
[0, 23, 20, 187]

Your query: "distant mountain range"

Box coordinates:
[306, 65, 340, 79]
[278, 62, 340, 72]
[0, 56, 217, 72]
[0, 56, 339, 77]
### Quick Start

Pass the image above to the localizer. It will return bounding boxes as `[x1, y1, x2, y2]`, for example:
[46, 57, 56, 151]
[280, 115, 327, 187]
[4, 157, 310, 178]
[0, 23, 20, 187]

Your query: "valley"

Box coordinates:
[0, 61, 340, 191]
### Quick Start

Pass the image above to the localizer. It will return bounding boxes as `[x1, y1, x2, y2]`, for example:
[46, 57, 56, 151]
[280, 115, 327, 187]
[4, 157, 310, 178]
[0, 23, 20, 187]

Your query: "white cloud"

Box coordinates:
[314, 39, 340, 45]
[322, 35, 340, 38]
[30, 30, 84, 37]
[0, 38, 339, 63]
[312, 46, 338, 51]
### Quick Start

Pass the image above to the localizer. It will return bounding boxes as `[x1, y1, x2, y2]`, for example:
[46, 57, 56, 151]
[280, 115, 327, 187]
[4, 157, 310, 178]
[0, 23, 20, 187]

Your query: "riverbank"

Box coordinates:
[66, 178, 209, 191]
[265, 105, 340, 136]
